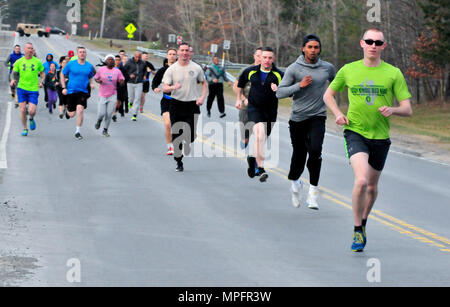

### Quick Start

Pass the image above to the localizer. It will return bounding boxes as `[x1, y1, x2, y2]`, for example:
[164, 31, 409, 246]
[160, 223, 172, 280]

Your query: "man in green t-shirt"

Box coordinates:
[10, 42, 45, 136]
[323, 28, 412, 253]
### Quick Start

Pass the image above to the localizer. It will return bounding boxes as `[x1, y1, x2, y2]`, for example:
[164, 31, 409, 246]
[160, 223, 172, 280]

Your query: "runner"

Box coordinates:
[152, 49, 178, 156]
[206, 55, 232, 118]
[233, 47, 262, 149]
[112, 55, 127, 121]
[140, 51, 156, 113]
[323, 28, 412, 252]
[94, 54, 125, 137]
[123, 51, 147, 121]
[44, 62, 59, 114]
[10, 42, 45, 136]
[236, 47, 284, 182]
[42, 53, 59, 105]
[61, 46, 95, 140]
[121, 54, 129, 114]
[57, 56, 70, 119]
[162, 43, 208, 172]
[5, 44, 23, 108]
[277, 34, 336, 210]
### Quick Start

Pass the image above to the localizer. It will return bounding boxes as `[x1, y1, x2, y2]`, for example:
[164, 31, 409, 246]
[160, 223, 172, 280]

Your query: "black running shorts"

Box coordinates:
[67, 92, 89, 112]
[344, 129, 391, 171]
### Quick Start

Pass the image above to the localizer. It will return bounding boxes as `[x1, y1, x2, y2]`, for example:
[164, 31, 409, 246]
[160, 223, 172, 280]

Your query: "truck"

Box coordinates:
[16, 23, 50, 37]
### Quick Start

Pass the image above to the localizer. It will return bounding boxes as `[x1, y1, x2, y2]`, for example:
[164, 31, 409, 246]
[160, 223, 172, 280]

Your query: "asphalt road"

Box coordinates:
[0, 32, 449, 286]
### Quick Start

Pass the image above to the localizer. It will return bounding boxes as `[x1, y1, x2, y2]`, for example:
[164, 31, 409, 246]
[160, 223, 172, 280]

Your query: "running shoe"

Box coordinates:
[102, 129, 110, 137]
[131, 115, 137, 121]
[175, 162, 184, 172]
[362, 226, 367, 248]
[65, 111, 70, 119]
[306, 189, 320, 210]
[75, 132, 83, 140]
[95, 119, 102, 130]
[247, 156, 256, 178]
[220, 113, 226, 118]
[128, 102, 133, 110]
[21, 129, 28, 136]
[291, 180, 303, 208]
[351, 230, 365, 252]
[14, 102, 19, 109]
[59, 113, 64, 119]
[140, 107, 144, 113]
[29, 118, 36, 131]
[167, 147, 174, 156]
[258, 168, 268, 182]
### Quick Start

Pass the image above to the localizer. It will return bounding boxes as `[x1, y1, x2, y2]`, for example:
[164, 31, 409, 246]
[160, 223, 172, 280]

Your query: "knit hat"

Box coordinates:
[103, 54, 115, 62]
[302, 34, 321, 55]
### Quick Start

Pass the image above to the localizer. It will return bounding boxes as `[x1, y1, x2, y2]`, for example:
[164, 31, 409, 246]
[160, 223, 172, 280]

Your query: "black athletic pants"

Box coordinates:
[170, 99, 197, 163]
[206, 83, 225, 114]
[288, 116, 326, 186]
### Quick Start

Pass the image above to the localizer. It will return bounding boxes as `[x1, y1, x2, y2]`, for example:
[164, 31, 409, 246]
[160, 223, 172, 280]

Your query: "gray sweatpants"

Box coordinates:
[127, 83, 143, 116]
[97, 95, 117, 130]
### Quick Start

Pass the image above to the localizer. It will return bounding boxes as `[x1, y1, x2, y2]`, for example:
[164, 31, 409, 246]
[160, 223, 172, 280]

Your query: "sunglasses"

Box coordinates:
[364, 39, 384, 46]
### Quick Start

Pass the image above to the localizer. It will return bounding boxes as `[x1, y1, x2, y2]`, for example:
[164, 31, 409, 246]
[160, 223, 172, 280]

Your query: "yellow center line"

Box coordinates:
[138, 107, 450, 253]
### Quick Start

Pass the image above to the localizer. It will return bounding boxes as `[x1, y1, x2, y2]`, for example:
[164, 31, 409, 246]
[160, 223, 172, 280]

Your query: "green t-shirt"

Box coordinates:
[330, 60, 411, 139]
[13, 56, 45, 92]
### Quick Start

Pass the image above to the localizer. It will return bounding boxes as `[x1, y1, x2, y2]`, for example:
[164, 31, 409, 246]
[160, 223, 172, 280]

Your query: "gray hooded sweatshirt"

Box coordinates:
[276, 55, 335, 122]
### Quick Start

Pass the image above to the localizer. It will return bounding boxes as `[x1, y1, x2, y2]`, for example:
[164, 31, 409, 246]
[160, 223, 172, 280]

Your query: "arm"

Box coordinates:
[4, 55, 11, 67]
[10, 70, 19, 87]
[379, 99, 412, 117]
[39, 72, 45, 88]
[196, 80, 208, 106]
[323, 86, 349, 126]
[276, 66, 311, 99]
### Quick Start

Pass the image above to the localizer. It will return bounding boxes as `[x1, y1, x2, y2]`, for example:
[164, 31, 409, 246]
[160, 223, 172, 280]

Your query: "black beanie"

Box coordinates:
[302, 34, 321, 55]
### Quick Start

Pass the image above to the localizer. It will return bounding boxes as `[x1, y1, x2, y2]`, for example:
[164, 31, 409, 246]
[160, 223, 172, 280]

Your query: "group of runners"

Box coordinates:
[6, 27, 413, 253]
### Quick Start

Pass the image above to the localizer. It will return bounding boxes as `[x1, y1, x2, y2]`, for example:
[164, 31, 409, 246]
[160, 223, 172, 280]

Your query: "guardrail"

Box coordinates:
[136, 46, 251, 82]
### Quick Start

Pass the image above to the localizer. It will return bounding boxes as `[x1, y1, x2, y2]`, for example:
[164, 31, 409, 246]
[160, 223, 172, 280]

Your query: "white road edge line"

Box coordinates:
[0, 101, 12, 169]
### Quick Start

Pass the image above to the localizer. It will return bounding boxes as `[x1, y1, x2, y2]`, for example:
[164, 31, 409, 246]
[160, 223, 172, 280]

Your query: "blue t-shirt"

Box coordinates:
[260, 70, 269, 84]
[63, 60, 94, 94]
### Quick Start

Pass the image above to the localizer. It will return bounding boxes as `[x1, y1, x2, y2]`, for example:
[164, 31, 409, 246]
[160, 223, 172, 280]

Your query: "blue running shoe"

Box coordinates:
[21, 129, 28, 136]
[29, 118, 36, 131]
[362, 226, 367, 248]
[351, 230, 365, 252]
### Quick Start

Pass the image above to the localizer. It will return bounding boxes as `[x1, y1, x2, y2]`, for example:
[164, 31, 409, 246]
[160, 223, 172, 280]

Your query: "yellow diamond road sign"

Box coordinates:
[125, 23, 136, 34]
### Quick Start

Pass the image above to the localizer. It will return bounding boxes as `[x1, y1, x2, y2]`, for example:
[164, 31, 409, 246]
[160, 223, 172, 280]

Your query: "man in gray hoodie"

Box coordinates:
[277, 34, 335, 210]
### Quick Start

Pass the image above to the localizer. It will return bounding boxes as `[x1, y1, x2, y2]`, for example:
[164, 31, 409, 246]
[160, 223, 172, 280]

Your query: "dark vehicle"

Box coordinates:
[49, 27, 66, 35]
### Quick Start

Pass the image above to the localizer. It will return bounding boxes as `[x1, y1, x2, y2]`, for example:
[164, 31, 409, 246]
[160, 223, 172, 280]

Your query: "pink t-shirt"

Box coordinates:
[94, 66, 125, 97]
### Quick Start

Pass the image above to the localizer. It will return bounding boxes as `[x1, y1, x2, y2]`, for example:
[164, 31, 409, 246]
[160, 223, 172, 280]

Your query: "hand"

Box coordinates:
[90, 83, 95, 89]
[39, 82, 43, 88]
[95, 78, 102, 84]
[62, 89, 67, 96]
[227, 81, 233, 87]
[173, 83, 182, 90]
[235, 99, 242, 110]
[335, 114, 349, 126]
[10, 80, 16, 87]
[196, 97, 204, 106]
[130, 74, 136, 79]
[378, 106, 393, 117]
[271, 83, 278, 92]
[244, 99, 248, 106]
[299, 75, 312, 88]
[154, 88, 161, 94]
[213, 79, 218, 83]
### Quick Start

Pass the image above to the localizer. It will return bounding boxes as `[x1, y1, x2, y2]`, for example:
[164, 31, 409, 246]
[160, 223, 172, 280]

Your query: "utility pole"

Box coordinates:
[100, 0, 106, 38]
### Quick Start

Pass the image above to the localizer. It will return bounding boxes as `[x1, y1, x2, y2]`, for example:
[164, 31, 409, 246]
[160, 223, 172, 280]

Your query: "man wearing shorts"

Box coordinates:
[10, 42, 45, 136]
[61, 47, 95, 140]
[162, 43, 208, 172]
[236, 47, 284, 182]
[140, 51, 156, 113]
[324, 28, 412, 252]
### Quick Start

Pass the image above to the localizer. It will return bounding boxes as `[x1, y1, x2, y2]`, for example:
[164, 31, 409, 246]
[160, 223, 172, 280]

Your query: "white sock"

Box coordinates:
[76, 126, 81, 134]
[309, 185, 319, 196]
